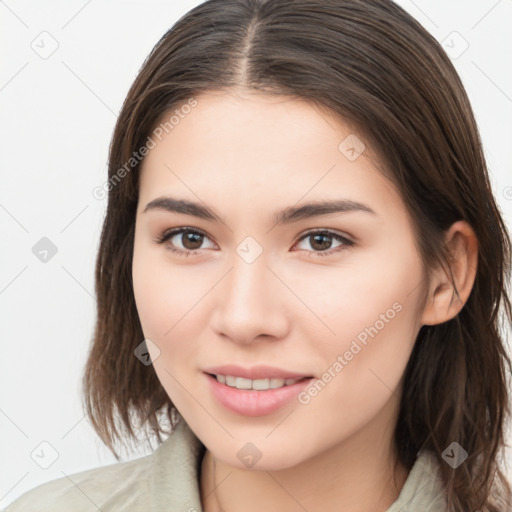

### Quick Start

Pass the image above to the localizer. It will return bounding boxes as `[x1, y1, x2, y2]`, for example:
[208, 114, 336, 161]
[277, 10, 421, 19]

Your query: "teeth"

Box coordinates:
[214, 374, 302, 390]
[270, 378, 285, 389]
[235, 377, 253, 390]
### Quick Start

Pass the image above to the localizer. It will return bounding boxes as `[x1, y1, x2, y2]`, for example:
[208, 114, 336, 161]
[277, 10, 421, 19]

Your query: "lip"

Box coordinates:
[203, 364, 312, 380]
[204, 372, 314, 417]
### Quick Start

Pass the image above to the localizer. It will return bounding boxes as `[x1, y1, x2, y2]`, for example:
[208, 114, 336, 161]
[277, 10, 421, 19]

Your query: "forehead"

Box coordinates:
[138, 90, 402, 221]
[144, 91, 345, 166]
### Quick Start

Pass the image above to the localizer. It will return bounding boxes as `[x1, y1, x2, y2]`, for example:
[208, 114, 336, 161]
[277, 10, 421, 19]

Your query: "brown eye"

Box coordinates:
[154, 227, 216, 256]
[294, 230, 354, 256]
[309, 233, 334, 251]
[177, 231, 204, 250]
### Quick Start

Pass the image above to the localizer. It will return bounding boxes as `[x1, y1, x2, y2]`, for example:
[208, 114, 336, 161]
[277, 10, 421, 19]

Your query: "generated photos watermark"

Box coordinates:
[298, 301, 403, 405]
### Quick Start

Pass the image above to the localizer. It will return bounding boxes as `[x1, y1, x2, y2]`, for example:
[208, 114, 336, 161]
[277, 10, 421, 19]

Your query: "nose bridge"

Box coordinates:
[211, 246, 289, 343]
[230, 248, 269, 303]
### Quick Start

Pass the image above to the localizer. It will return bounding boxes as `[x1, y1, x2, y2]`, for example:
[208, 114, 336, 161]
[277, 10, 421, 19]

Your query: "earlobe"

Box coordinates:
[420, 221, 478, 326]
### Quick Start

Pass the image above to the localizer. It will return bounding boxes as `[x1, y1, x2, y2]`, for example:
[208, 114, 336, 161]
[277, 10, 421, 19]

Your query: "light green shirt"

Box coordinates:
[4, 419, 448, 511]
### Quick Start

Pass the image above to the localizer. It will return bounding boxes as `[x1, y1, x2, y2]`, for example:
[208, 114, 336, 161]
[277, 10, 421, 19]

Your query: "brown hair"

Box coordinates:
[83, 0, 512, 510]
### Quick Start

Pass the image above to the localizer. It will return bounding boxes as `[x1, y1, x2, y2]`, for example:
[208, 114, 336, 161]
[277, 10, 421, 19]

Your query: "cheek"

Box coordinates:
[295, 250, 420, 348]
[132, 243, 199, 340]
[132, 241, 216, 393]
[300, 248, 423, 402]
[132, 244, 202, 408]
[132, 249, 170, 338]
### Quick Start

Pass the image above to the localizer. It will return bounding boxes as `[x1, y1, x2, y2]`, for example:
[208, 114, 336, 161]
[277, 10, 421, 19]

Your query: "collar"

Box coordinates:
[150, 418, 206, 512]
[149, 419, 447, 511]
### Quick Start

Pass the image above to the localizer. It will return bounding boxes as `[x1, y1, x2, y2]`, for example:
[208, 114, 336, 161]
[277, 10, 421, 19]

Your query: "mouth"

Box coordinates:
[204, 372, 315, 416]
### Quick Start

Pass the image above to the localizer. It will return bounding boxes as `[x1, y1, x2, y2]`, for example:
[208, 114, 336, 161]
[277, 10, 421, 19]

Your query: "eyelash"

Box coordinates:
[153, 227, 354, 258]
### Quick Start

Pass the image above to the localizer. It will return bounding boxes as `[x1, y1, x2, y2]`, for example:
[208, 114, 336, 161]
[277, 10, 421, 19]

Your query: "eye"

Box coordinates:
[292, 229, 354, 257]
[153, 227, 216, 257]
[154, 227, 354, 258]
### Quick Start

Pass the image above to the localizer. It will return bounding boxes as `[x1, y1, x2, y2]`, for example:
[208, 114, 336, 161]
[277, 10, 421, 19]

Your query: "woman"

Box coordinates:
[6, 0, 511, 510]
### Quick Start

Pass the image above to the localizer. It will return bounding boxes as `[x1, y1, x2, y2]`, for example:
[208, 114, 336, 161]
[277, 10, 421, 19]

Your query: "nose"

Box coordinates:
[210, 251, 291, 345]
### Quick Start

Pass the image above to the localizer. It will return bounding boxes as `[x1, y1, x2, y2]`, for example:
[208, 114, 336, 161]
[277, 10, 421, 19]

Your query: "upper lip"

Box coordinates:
[204, 364, 312, 380]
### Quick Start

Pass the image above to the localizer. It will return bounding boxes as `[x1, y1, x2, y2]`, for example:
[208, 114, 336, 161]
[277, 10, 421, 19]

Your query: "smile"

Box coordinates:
[205, 373, 314, 416]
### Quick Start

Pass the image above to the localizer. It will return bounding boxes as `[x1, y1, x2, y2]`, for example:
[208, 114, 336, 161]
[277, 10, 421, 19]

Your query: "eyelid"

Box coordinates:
[154, 226, 217, 247]
[295, 227, 354, 244]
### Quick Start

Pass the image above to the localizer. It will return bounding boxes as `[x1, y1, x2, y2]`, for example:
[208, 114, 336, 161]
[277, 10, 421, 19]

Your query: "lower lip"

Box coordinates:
[205, 373, 313, 416]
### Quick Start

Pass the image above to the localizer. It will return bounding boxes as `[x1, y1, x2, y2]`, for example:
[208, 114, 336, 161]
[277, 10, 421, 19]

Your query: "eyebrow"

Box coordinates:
[143, 196, 376, 225]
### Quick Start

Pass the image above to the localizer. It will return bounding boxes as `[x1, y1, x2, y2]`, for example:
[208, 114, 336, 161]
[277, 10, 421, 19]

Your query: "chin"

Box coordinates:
[208, 436, 311, 472]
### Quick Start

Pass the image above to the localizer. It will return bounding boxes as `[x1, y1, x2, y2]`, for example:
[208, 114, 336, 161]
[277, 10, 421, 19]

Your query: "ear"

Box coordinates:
[420, 220, 478, 326]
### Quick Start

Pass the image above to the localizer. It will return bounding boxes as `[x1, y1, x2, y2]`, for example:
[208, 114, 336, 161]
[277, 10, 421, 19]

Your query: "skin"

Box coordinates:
[132, 90, 478, 512]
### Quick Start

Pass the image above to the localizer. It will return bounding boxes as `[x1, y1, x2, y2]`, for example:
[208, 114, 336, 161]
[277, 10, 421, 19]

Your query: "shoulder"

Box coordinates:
[3, 419, 205, 512]
[3, 448, 155, 512]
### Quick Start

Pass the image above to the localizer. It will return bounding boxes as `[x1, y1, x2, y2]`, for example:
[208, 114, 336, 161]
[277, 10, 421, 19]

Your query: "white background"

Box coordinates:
[1, 0, 511, 507]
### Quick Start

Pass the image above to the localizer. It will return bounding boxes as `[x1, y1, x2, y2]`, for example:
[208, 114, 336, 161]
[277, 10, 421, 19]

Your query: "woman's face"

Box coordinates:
[132, 90, 429, 470]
